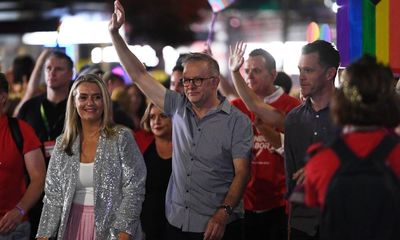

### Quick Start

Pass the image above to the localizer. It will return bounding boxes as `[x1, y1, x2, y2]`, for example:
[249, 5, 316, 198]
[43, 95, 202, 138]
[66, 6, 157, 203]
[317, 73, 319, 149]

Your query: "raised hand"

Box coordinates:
[109, 0, 125, 33]
[229, 41, 247, 72]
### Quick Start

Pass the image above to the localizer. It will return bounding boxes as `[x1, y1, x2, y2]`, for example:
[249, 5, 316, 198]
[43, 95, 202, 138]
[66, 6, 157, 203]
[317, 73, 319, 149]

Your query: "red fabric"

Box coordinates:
[0, 115, 41, 217]
[304, 130, 400, 208]
[134, 129, 155, 154]
[231, 93, 300, 211]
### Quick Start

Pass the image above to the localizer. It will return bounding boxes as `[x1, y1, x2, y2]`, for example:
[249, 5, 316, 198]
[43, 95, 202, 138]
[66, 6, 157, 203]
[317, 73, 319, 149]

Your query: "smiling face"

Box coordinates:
[149, 105, 172, 138]
[74, 82, 104, 124]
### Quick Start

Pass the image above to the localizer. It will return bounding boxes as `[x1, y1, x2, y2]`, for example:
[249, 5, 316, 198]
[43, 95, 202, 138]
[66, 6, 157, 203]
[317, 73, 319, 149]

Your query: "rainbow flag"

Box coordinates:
[337, 0, 400, 74]
[208, 0, 236, 12]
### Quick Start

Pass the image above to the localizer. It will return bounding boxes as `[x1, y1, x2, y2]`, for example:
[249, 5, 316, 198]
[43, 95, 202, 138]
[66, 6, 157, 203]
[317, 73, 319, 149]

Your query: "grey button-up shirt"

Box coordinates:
[164, 90, 253, 233]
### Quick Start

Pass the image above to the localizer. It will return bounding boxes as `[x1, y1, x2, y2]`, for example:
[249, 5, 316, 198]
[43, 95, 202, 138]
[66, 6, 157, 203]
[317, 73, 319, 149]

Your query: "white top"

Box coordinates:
[73, 162, 94, 205]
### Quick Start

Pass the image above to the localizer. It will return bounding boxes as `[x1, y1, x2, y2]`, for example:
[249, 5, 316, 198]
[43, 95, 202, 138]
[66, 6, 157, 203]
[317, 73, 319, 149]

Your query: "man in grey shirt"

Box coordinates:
[109, 1, 253, 240]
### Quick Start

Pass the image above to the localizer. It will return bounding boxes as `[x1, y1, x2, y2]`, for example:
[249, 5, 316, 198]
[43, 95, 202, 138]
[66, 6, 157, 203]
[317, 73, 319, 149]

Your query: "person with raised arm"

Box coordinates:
[109, 1, 253, 240]
[229, 42, 300, 240]
[13, 49, 52, 117]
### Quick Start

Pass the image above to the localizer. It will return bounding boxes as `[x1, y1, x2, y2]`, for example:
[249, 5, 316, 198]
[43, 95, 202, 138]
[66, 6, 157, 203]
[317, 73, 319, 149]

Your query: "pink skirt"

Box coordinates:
[64, 203, 96, 240]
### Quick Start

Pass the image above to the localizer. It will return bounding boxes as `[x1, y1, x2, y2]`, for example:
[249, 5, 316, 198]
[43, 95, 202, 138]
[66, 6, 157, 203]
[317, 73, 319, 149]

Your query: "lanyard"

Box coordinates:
[40, 103, 51, 140]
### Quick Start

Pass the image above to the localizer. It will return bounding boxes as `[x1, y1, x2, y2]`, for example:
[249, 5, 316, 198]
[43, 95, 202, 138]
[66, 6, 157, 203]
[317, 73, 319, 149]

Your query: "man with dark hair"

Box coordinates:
[230, 43, 300, 240]
[169, 54, 188, 94]
[4, 55, 35, 116]
[284, 40, 340, 239]
[110, 2, 253, 240]
[0, 72, 46, 239]
[169, 65, 184, 93]
[11, 55, 35, 86]
[304, 55, 400, 240]
[17, 50, 73, 238]
[274, 71, 293, 94]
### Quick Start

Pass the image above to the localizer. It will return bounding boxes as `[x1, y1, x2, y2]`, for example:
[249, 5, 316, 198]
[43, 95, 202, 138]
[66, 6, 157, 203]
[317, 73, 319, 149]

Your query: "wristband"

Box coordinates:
[15, 205, 26, 216]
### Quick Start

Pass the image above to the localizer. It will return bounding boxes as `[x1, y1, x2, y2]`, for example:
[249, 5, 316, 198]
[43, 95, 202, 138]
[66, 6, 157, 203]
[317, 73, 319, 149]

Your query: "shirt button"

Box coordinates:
[190, 158, 193, 161]
[186, 190, 189, 193]
[316, 115, 319, 118]
[185, 206, 188, 209]
[314, 132, 318, 136]
[192, 143, 196, 146]
[187, 173, 190, 176]
[198, 128, 201, 131]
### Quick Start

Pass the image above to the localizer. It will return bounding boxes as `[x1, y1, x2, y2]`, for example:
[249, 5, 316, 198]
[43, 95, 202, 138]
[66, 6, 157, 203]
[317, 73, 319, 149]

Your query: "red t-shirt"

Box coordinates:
[304, 130, 400, 208]
[0, 115, 42, 217]
[231, 92, 300, 211]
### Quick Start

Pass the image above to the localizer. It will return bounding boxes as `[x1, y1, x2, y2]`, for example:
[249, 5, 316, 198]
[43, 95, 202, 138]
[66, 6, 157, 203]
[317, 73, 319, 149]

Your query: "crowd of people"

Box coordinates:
[0, 0, 399, 239]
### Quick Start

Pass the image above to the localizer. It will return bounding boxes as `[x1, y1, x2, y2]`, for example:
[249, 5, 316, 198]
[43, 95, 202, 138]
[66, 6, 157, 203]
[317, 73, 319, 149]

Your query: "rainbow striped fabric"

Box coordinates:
[208, 0, 236, 12]
[337, 0, 400, 73]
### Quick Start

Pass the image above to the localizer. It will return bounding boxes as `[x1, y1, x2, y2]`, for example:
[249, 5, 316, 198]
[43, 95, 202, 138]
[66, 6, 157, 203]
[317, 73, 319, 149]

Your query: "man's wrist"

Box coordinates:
[218, 204, 233, 216]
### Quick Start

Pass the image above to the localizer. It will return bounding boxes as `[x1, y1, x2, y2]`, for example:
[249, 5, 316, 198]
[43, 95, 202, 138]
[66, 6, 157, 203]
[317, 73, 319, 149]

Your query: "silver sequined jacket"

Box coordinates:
[36, 127, 146, 239]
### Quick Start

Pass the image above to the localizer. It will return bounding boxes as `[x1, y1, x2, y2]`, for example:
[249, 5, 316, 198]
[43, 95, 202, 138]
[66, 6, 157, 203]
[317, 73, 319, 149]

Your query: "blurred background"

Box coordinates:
[0, 0, 338, 88]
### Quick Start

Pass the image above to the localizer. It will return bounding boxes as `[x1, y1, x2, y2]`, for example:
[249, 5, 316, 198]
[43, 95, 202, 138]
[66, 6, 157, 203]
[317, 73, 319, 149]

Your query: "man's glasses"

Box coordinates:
[180, 76, 215, 87]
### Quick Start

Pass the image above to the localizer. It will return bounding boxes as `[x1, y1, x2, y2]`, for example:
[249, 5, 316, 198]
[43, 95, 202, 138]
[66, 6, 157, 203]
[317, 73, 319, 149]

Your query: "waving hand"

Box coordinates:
[229, 41, 247, 72]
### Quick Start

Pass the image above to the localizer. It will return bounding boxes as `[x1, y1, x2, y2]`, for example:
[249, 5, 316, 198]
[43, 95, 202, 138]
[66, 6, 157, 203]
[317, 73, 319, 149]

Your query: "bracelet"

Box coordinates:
[15, 205, 26, 216]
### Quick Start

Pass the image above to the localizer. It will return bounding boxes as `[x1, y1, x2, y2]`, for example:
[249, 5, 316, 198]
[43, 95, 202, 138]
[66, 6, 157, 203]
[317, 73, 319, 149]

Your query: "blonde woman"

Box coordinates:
[135, 102, 172, 240]
[36, 74, 146, 240]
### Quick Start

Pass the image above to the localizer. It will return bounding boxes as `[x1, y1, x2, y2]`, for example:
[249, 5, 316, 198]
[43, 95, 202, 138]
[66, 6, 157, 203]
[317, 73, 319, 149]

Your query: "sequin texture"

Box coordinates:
[36, 126, 146, 239]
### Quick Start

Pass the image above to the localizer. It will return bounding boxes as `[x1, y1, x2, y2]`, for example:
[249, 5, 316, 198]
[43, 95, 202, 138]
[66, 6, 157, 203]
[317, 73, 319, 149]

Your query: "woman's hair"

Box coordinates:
[331, 55, 400, 128]
[127, 84, 147, 118]
[61, 73, 115, 155]
[140, 102, 155, 133]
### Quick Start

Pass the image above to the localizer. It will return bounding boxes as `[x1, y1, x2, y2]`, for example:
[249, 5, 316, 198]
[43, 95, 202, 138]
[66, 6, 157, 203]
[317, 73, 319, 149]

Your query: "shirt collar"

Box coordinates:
[304, 97, 330, 113]
[263, 86, 284, 104]
[185, 93, 231, 114]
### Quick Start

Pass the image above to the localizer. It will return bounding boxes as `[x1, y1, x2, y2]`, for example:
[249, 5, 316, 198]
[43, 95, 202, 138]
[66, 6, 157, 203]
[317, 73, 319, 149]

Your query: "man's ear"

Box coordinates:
[270, 69, 277, 80]
[212, 76, 220, 87]
[326, 67, 337, 82]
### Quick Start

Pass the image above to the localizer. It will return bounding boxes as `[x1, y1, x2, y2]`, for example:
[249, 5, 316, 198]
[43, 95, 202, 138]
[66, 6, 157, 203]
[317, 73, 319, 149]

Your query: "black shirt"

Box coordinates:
[284, 98, 338, 235]
[141, 141, 172, 240]
[17, 93, 67, 143]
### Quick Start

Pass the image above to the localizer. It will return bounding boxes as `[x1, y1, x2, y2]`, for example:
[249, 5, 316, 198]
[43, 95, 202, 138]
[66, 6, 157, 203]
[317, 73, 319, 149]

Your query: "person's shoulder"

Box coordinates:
[285, 102, 306, 119]
[166, 89, 184, 101]
[229, 105, 252, 127]
[306, 142, 338, 170]
[17, 118, 36, 132]
[273, 93, 301, 113]
[19, 94, 46, 112]
[114, 125, 133, 136]
[134, 129, 154, 154]
[230, 97, 243, 106]
[25, 93, 46, 105]
[280, 93, 301, 106]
